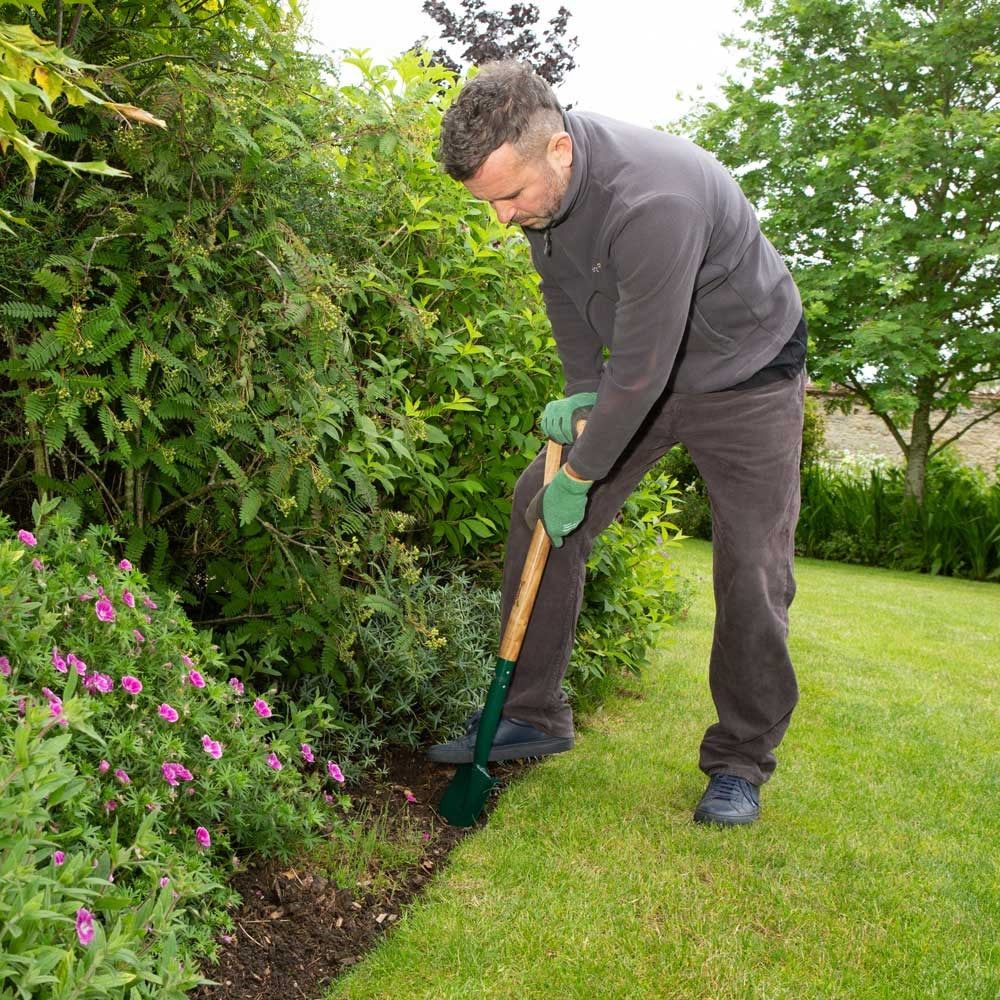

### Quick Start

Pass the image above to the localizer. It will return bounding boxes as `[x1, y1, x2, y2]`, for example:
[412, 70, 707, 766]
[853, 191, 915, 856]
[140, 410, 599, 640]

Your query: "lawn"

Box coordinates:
[325, 539, 1000, 1000]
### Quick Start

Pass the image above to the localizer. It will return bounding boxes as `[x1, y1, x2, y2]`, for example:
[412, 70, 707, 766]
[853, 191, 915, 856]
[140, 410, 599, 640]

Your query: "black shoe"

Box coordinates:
[693, 773, 761, 826]
[427, 713, 573, 764]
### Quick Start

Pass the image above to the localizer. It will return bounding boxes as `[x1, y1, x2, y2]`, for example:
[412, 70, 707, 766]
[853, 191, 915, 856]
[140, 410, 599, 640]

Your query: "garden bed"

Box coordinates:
[191, 748, 529, 1000]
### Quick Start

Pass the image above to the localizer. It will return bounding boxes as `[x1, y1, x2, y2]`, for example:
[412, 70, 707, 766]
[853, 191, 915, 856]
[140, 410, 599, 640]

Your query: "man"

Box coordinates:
[427, 61, 806, 826]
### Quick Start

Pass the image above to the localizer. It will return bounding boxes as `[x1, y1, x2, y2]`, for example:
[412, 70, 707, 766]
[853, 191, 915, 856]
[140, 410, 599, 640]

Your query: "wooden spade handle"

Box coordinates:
[497, 438, 564, 661]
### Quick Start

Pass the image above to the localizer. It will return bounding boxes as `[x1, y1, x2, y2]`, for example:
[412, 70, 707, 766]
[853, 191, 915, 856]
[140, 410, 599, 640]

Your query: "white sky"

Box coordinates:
[302, 0, 747, 128]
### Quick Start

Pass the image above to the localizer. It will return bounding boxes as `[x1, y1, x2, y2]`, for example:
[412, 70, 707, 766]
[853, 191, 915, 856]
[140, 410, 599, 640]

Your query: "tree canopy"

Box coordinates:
[414, 0, 578, 84]
[684, 0, 999, 502]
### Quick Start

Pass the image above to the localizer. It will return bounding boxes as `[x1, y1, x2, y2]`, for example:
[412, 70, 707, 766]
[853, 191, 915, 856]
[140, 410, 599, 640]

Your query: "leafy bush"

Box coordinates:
[0, 702, 203, 999]
[299, 471, 689, 756]
[0, 498, 354, 995]
[797, 452, 1000, 580]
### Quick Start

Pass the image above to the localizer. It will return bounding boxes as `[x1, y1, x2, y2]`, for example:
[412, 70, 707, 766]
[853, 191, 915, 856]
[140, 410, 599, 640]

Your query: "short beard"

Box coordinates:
[518, 162, 567, 229]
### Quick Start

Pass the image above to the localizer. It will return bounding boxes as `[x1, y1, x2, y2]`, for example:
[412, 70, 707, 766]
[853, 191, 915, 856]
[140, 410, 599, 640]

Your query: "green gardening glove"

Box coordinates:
[540, 392, 598, 444]
[524, 467, 593, 548]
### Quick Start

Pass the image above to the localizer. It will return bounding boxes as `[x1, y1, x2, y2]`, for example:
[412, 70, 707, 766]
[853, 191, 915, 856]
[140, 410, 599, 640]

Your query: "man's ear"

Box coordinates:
[548, 131, 573, 170]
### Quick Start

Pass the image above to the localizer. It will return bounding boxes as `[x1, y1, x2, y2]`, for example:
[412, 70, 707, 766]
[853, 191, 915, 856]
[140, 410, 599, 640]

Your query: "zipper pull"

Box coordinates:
[544, 228, 552, 256]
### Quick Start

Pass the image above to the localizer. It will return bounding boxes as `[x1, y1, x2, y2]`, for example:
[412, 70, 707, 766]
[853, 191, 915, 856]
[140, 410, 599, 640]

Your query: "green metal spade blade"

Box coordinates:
[437, 657, 513, 827]
[437, 762, 498, 827]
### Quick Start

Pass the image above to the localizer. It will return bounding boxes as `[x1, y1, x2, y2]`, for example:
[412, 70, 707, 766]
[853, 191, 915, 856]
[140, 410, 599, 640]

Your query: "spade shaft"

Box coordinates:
[438, 436, 564, 826]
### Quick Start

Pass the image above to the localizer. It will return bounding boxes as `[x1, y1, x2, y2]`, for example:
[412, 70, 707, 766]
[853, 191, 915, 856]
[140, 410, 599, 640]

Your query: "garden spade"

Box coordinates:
[437, 435, 565, 827]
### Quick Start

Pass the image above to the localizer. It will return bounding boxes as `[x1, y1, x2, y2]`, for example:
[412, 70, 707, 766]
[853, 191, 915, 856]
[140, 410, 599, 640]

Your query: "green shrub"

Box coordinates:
[0, 497, 356, 993]
[796, 452, 1000, 580]
[0, 702, 203, 999]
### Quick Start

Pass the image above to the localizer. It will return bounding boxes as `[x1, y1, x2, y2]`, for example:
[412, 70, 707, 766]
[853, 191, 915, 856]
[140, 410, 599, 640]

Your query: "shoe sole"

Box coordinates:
[427, 738, 574, 764]
[693, 809, 759, 826]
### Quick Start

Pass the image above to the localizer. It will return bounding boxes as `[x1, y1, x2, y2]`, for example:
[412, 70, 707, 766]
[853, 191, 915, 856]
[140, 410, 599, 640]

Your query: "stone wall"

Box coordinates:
[809, 387, 1000, 471]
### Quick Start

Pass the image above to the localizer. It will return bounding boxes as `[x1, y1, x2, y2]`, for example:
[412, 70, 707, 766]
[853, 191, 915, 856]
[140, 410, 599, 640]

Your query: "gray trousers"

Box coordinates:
[499, 371, 805, 785]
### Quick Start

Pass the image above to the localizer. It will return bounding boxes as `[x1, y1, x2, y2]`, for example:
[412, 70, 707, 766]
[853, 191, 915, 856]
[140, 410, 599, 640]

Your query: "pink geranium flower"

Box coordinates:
[300, 743, 315, 763]
[253, 698, 271, 718]
[0, 656, 10, 677]
[327, 762, 345, 783]
[181, 655, 194, 668]
[158, 703, 179, 722]
[229, 677, 244, 696]
[201, 735, 222, 759]
[99, 760, 110, 773]
[122, 590, 135, 608]
[17, 529, 37, 547]
[76, 908, 95, 946]
[118, 559, 133, 571]
[54, 851, 65, 865]
[52, 648, 67, 673]
[115, 768, 131, 785]
[132, 630, 145, 643]
[161, 762, 193, 786]
[31, 558, 44, 571]
[94, 598, 116, 623]
[121, 675, 142, 695]
[195, 826, 211, 849]
[188, 669, 205, 688]
[142, 595, 157, 610]
[266, 752, 282, 771]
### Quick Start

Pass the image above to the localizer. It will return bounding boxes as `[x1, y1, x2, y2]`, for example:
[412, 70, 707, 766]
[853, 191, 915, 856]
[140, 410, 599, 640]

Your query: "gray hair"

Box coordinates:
[438, 61, 563, 180]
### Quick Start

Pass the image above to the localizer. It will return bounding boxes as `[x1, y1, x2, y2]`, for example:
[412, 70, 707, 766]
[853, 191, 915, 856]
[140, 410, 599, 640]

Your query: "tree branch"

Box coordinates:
[928, 403, 1000, 458]
[148, 479, 240, 524]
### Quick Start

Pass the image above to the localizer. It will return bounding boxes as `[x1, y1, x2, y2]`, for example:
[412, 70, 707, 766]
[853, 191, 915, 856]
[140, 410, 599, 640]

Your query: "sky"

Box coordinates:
[302, 0, 748, 129]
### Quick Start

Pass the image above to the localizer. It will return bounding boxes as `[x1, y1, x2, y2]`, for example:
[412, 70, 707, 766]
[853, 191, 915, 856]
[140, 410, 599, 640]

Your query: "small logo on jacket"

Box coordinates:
[591, 261, 602, 273]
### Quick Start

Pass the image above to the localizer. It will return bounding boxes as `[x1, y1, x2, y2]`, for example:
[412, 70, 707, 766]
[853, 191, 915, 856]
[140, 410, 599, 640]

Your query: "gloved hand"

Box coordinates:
[540, 392, 597, 445]
[524, 467, 593, 547]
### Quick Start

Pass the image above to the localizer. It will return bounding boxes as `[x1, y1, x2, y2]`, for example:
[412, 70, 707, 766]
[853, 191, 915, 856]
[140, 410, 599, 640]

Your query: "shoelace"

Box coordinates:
[708, 774, 749, 799]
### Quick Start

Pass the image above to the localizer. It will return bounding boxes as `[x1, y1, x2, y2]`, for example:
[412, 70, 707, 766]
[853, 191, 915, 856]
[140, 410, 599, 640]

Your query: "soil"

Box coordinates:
[190, 749, 529, 1000]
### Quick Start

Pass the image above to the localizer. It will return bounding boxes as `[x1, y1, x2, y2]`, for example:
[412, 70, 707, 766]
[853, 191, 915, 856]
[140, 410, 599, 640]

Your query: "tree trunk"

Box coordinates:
[905, 397, 933, 505]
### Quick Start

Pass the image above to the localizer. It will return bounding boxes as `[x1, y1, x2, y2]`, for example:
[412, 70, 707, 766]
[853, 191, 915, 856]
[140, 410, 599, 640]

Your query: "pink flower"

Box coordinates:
[323, 792, 334, 804]
[132, 630, 145, 643]
[404, 791, 417, 804]
[52, 647, 67, 673]
[95, 673, 113, 694]
[54, 850, 66, 865]
[122, 590, 135, 608]
[158, 703, 179, 722]
[76, 908, 95, 946]
[142, 595, 157, 610]
[300, 743, 315, 763]
[229, 677, 244, 696]
[118, 559, 133, 571]
[161, 762, 193, 786]
[195, 826, 211, 849]
[181, 655, 194, 668]
[17, 529, 37, 547]
[0, 656, 10, 677]
[99, 760, 110, 773]
[114, 768, 130, 785]
[188, 669, 205, 688]
[94, 598, 116, 623]
[253, 698, 271, 718]
[160, 876, 170, 888]
[266, 752, 282, 771]
[31, 558, 44, 571]
[104, 799, 117, 812]
[327, 761, 345, 783]
[201, 735, 222, 759]
[121, 675, 142, 695]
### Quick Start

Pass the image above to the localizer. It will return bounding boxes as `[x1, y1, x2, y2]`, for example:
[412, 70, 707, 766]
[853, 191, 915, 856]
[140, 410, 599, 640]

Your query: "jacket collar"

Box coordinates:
[544, 110, 587, 231]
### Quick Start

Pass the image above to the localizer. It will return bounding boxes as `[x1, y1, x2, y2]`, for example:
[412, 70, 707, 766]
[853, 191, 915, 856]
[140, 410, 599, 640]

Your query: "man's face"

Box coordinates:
[462, 134, 573, 230]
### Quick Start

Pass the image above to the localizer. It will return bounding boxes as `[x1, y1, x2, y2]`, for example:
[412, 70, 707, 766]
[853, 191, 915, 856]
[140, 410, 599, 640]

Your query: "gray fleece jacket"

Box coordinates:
[523, 111, 802, 482]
